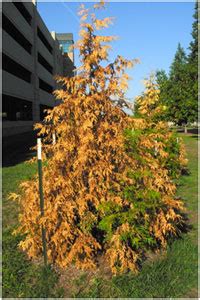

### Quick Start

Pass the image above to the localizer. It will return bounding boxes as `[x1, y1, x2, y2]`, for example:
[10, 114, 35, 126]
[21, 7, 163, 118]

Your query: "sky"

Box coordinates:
[37, 1, 195, 101]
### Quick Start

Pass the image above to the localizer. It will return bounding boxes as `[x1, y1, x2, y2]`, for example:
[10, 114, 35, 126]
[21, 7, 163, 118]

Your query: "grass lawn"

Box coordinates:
[2, 162, 64, 298]
[2, 133, 198, 298]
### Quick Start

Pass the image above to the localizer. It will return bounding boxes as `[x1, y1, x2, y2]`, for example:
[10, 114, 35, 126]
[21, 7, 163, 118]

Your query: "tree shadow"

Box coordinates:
[190, 134, 198, 140]
[2, 131, 37, 167]
[176, 128, 198, 135]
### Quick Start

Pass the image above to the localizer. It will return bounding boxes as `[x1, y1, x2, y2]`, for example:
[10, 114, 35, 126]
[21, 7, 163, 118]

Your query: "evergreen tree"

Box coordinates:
[186, 1, 198, 127]
[170, 43, 187, 78]
[164, 44, 189, 128]
[156, 3, 198, 131]
[188, 1, 198, 64]
[155, 69, 169, 120]
[169, 43, 196, 131]
[10, 2, 186, 275]
[157, 43, 196, 132]
[156, 69, 168, 86]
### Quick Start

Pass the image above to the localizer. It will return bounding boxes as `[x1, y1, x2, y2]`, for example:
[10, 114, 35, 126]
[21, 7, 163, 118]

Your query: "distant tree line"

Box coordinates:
[155, 2, 198, 132]
[135, 2, 198, 133]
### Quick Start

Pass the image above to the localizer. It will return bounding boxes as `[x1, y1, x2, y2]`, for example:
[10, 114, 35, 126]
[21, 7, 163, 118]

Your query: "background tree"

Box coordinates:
[186, 1, 198, 126]
[167, 43, 193, 131]
[188, 1, 198, 66]
[155, 69, 169, 120]
[156, 2, 198, 132]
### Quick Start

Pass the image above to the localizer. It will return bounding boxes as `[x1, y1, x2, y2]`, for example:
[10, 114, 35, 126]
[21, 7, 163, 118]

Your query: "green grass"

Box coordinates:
[2, 162, 64, 298]
[2, 134, 198, 298]
[74, 133, 198, 298]
[74, 235, 197, 298]
[178, 135, 198, 213]
[3, 229, 62, 298]
[2, 162, 38, 229]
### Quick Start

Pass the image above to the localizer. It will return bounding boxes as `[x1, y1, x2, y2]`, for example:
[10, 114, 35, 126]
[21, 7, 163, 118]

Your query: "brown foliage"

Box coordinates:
[10, 3, 187, 274]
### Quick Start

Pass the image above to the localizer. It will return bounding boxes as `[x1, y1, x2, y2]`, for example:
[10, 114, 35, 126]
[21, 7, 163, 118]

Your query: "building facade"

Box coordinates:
[2, 1, 75, 137]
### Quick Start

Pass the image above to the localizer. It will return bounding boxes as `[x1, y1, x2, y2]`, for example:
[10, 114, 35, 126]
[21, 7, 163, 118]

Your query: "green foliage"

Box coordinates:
[187, 1, 198, 119]
[98, 208, 156, 250]
[156, 3, 198, 127]
[155, 69, 169, 121]
[98, 201, 122, 215]
[157, 44, 196, 126]
[74, 134, 198, 298]
[164, 135, 186, 177]
[188, 1, 198, 64]
[123, 129, 147, 162]
[98, 116, 185, 255]
[98, 213, 121, 239]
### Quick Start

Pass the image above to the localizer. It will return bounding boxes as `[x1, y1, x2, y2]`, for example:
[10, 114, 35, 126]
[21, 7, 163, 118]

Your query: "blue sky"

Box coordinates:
[37, 1, 195, 100]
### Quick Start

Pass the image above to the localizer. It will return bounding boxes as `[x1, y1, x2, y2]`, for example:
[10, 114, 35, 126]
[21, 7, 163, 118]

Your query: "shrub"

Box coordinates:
[10, 2, 187, 274]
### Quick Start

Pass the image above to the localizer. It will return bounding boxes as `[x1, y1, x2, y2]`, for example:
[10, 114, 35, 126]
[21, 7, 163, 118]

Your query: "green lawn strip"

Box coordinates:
[3, 134, 198, 298]
[178, 134, 198, 214]
[75, 133, 198, 298]
[77, 235, 197, 298]
[2, 162, 38, 229]
[2, 162, 63, 298]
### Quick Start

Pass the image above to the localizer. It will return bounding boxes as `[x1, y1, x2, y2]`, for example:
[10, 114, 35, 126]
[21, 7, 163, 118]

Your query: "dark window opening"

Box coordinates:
[2, 94, 32, 121]
[39, 78, 53, 94]
[2, 13, 32, 54]
[40, 104, 52, 121]
[38, 52, 53, 74]
[3, 53, 31, 83]
[13, 2, 32, 25]
[37, 27, 53, 54]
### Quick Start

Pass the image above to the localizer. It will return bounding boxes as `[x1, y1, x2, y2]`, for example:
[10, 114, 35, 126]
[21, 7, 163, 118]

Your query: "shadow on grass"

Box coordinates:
[176, 128, 198, 134]
[3, 131, 37, 167]
[190, 134, 199, 140]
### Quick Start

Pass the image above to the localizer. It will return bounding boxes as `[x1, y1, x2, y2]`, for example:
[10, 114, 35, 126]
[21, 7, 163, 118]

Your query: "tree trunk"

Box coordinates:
[184, 124, 188, 134]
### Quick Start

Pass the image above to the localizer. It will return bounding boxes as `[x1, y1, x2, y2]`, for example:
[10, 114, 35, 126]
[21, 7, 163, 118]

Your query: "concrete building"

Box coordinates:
[2, 1, 75, 137]
[55, 33, 74, 64]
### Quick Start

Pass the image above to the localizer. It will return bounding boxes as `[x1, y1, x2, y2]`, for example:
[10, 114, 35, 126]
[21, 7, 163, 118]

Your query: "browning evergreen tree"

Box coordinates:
[10, 2, 186, 274]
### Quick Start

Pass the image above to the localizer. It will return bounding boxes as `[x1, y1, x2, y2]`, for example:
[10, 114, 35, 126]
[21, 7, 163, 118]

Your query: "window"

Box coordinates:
[40, 104, 52, 120]
[39, 78, 53, 94]
[37, 27, 53, 54]
[2, 94, 32, 121]
[3, 53, 32, 83]
[38, 52, 53, 74]
[2, 13, 32, 54]
[13, 2, 32, 25]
